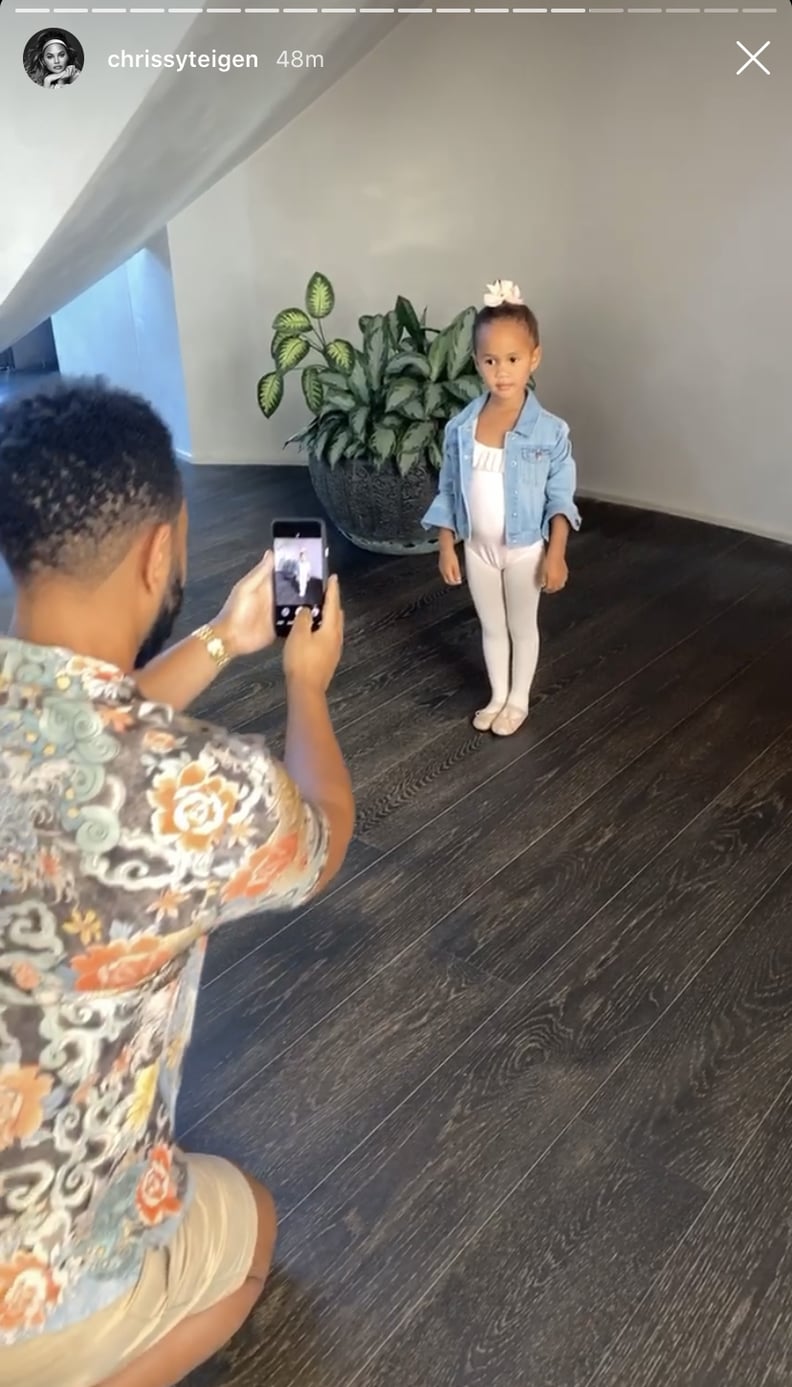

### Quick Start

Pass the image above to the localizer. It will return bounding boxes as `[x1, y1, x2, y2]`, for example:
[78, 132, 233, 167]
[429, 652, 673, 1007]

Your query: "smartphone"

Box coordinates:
[272, 518, 329, 637]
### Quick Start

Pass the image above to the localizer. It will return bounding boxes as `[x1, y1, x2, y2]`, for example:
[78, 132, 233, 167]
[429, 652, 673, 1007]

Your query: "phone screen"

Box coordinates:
[272, 519, 328, 637]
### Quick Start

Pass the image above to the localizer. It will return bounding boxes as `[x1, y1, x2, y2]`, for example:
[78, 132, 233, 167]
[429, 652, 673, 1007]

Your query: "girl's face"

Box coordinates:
[475, 319, 541, 408]
[43, 41, 68, 73]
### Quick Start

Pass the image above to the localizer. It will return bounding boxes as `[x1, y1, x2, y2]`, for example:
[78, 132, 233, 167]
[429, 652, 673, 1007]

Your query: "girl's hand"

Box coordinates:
[541, 551, 568, 594]
[439, 545, 463, 586]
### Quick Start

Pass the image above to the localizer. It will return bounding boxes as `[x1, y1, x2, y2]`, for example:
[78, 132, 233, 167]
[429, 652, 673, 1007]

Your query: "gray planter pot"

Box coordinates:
[307, 453, 440, 555]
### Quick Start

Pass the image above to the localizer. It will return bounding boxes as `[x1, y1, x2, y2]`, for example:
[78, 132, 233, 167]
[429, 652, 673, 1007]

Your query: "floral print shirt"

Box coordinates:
[0, 637, 329, 1346]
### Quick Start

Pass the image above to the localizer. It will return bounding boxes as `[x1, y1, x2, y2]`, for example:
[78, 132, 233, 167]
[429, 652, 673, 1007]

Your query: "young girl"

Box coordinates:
[422, 279, 581, 737]
[297, 548, 311, 599]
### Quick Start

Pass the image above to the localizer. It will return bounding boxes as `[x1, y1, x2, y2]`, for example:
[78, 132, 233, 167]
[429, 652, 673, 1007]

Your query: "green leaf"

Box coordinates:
[371, 422, 398, 462]
[401, 419, 435, 452]
[313, 414, 343, 461]
[385, 376, 423, 414]
[349, 355, 370, 404]
[363, 315, 388, 392]
[349, 405, 370, 443]
[398, 419, 435, 476]
[301, 366, 323, 413]
[274, 335, 310, 371]
[429, 437, 444, 470]
[445, 306, 477, 380]
[396, 295, 426, 351]
[284, 417, 317, 450]
[271, 330, 290, 360]
[385, 351, 430, 380]
[445, 373, 482, 407]
[427, 329, 449, 382]
[398, 392, 426, 422]
[272, 307, 312, 335]
[323, 387, 357, 411]
[325, 338, 355, 373]
[317, 369, 352, 392]
[425, 382, 446, 416]
[359, 313, 374, 336]
[328, 426, 353, 466]
[385, 308, 402, 349]
[305, 271, 335, 319]
[257, 371, 284, 418]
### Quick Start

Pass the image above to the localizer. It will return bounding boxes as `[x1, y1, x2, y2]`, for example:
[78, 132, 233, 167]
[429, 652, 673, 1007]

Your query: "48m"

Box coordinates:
[276, 50, 324, 68]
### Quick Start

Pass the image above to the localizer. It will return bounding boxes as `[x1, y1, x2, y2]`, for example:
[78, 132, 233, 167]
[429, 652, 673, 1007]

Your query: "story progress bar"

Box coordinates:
[11, 4, 783, 12]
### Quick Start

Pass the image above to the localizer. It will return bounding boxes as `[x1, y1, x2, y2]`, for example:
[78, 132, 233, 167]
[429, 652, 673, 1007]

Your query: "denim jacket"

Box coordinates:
[421, 390, 582, 545]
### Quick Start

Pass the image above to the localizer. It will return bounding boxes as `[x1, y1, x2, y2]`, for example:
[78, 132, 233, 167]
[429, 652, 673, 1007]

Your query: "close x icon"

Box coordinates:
[736, 41, 771, 75]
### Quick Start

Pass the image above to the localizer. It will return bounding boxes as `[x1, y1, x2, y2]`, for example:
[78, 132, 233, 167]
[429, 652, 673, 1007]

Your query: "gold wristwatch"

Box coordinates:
[193, 623, 231, 671]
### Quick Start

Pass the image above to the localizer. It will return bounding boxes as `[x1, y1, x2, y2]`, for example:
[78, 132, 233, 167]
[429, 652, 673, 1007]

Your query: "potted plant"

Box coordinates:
[256, 271, 482, 554]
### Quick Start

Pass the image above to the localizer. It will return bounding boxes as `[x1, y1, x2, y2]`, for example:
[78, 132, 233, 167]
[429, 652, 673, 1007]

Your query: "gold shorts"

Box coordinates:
[0, 1152, 259, 1387]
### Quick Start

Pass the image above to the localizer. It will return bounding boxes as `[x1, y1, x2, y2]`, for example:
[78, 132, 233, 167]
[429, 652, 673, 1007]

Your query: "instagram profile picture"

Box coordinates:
[23, 29, 84, 88]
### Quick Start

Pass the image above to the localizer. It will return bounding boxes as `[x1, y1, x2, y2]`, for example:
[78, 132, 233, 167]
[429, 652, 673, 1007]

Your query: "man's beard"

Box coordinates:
[134, 573, 185, 669]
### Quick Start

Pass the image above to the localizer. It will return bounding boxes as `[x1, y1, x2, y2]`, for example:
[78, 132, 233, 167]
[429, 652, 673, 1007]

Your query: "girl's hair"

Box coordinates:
[473, 302, 540, 352]
[24, 30, 80, 85]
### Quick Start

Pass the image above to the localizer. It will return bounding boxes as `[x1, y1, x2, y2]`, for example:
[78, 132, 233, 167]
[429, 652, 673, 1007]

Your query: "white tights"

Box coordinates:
[464, 541, 544, 715]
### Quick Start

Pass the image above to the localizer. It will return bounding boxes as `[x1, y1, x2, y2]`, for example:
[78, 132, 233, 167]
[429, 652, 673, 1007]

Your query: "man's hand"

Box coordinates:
[541, 551, 569, 594]
[283, 574, 344, 693]
[213, 551, 276, 658]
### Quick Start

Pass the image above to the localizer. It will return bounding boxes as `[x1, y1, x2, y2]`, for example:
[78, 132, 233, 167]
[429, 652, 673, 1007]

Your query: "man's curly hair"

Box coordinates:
[0, 377, 182, 583]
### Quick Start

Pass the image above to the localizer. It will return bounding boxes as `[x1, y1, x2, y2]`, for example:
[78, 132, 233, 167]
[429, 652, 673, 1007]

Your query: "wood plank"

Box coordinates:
[178, 589, 792, 1128]
[358, 1125, 703, 1387]
[431, 637, 792, 985]
[342, 558, 790, 805]
[587, 1081, 792, 1387]
[201, 836, 384, 986]
[179, 724, 792, 1387]
[182, 943, 510, 1212]
[354, 553, 792, 851]
[581, 861, 792, 1193]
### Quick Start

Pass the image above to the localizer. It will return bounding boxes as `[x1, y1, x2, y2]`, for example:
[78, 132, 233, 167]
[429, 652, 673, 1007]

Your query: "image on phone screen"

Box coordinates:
[272, 519, 328, 636]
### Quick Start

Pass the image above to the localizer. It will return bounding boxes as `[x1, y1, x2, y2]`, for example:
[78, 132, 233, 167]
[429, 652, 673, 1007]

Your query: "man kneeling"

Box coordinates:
[0, 380, 354, 1387]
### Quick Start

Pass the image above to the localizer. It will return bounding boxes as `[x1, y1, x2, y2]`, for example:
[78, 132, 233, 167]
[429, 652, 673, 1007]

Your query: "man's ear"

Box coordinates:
[140, 522, 174, 596]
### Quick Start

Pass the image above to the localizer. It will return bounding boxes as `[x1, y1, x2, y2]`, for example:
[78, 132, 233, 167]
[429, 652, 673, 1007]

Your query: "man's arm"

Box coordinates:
[135, 553, 275, 713]
[283, 675, 354, 896]
[127, 578, 349, 932]
[134, 618, 236, 713]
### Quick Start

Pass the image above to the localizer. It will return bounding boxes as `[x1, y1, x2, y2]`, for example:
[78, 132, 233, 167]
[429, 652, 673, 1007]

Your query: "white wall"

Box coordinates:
[170, 12, 792, 542]
[52, 230, 191, 456]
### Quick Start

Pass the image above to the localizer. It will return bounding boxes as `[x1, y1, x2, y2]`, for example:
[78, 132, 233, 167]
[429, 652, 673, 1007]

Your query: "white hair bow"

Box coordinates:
[483, 279, 524, 307]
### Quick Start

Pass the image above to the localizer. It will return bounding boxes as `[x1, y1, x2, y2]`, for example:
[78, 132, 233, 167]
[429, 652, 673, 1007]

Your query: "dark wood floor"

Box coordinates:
[3, 453, 792, 1386]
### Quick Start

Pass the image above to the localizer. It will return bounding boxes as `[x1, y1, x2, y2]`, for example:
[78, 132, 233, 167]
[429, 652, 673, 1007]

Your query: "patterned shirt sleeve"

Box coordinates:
[130, 698, 331, 930]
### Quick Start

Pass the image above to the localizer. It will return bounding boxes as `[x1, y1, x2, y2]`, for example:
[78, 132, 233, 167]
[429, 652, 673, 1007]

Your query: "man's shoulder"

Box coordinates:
[0, 636, 326, 969]
[0, 637, 283, 858]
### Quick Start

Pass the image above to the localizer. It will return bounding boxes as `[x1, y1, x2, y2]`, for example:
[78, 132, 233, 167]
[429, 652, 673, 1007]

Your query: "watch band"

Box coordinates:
[193, 623, 231, 672]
